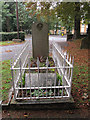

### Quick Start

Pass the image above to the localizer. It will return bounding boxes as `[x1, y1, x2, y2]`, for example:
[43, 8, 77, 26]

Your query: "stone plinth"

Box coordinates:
[25, 73, 55, 87]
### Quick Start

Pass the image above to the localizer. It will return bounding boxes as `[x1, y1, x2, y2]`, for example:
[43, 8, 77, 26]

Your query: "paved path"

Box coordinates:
[0, 35, 67, 61]
[0, 36, 32, 61]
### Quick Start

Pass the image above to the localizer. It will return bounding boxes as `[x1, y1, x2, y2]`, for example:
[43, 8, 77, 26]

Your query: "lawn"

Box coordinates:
[64, 38, 89, 108]
[0, 41, 25, 46]
[0, 60, 12, 104]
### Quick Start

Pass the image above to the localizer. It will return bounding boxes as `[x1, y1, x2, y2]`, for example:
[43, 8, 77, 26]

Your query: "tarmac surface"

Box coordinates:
[0, 35, 67, 61]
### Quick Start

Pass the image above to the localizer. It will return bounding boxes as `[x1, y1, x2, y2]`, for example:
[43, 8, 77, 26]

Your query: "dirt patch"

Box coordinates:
[2, 108, 89, 118]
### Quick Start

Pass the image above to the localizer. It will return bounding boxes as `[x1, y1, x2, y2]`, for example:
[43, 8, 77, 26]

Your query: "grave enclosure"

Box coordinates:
[11, 22, 74, 103]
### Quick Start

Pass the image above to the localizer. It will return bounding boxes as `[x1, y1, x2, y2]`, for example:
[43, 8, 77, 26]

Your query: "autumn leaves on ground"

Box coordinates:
[64, 39, 89, 109]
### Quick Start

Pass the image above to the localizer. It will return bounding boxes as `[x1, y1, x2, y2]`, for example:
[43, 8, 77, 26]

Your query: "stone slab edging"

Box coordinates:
[2, 96, 76, 110]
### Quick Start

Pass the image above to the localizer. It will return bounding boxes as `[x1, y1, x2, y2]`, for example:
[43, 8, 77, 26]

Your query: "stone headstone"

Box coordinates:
[32, 22, 49, 58]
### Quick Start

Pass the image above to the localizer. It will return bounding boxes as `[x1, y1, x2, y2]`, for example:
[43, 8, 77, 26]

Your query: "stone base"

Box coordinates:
[9, 96, 75, 110]
[25, 73, 55, 87]
[9, 73, 74, 108]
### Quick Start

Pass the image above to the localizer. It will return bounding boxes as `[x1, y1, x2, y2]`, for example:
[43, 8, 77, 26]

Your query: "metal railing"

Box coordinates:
[11, 41, 74, 101]
[11, 41, 30, 99]
[52, 43, 74, 97]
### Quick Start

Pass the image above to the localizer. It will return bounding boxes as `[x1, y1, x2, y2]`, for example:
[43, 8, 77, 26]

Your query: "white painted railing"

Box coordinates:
[52, 42, 74, 97]
[11, 41, 30, 99]
[11, 41, 74, 101]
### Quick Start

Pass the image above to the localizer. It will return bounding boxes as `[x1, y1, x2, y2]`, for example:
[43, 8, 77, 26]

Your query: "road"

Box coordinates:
[0, 35, 67, 61]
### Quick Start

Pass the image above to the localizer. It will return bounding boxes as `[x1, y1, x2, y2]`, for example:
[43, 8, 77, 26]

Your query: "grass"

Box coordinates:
[0, 60, 12, 104]
[0, 41, 25, 46]
[64, 38, 89, 108]
[72, 65, 88, 91]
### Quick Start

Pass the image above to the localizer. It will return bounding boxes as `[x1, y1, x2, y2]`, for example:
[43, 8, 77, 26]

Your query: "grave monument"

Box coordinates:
[32, 22, 49, 58]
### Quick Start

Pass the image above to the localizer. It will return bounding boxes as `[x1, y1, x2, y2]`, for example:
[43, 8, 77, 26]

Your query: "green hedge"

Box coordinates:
[0, 32, 25, 41]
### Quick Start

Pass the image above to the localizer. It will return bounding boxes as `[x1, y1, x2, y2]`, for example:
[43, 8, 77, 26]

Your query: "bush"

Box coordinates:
[0, 32, 25, 41]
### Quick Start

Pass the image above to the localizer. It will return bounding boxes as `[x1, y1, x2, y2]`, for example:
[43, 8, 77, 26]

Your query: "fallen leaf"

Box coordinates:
[5, 50, 12, 52]
[24, 113, 28, 117]
[8, 113, 10, 116]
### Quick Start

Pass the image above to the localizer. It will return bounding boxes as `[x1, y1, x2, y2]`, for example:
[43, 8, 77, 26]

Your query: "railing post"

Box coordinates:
[11, 60, 16, 100]
[46, 57, 49, 97]
[69, 56, 74, 97]
[37, 57, 40, 98]
[54, 59, 57, 98]
[19, 58, 23, 98]
[61, 52, 66, 97]
[28, 57, 31, 98]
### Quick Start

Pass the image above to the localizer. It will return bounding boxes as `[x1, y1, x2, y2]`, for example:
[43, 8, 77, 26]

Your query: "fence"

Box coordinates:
[11, 41, 74, 101]
[52, 43, 74, 98]
[11, 41, 30, 99]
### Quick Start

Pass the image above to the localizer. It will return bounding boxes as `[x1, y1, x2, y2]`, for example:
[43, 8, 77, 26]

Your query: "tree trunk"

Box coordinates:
[16, 1, 19, 39]
[74, 16, 80, 39]
[55, 23, 58, 35]
[87, 24, 90, 40]
[88, 24, 90, 48]
[74, 2, 80, 39]
[6, 17, 10, 32]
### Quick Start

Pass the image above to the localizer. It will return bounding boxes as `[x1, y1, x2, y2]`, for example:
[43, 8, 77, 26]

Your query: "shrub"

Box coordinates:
[0, 32, 25, 41]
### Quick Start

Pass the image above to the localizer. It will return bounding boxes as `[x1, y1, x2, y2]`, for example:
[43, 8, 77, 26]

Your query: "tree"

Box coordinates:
[18, 2, 33, 32]
[56, 2, 81, 38]
[1, 2, 34, 33]
[56, 2, 90, 39]
[81, 2, 90, 39]
[25, 2, 60, 34]
[74, 2, 80, 39]
[56, 2, 74, 32]
[80, 2, 90, 49]
[25, 2, 51, 22]
[2, 2, 17, 32]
